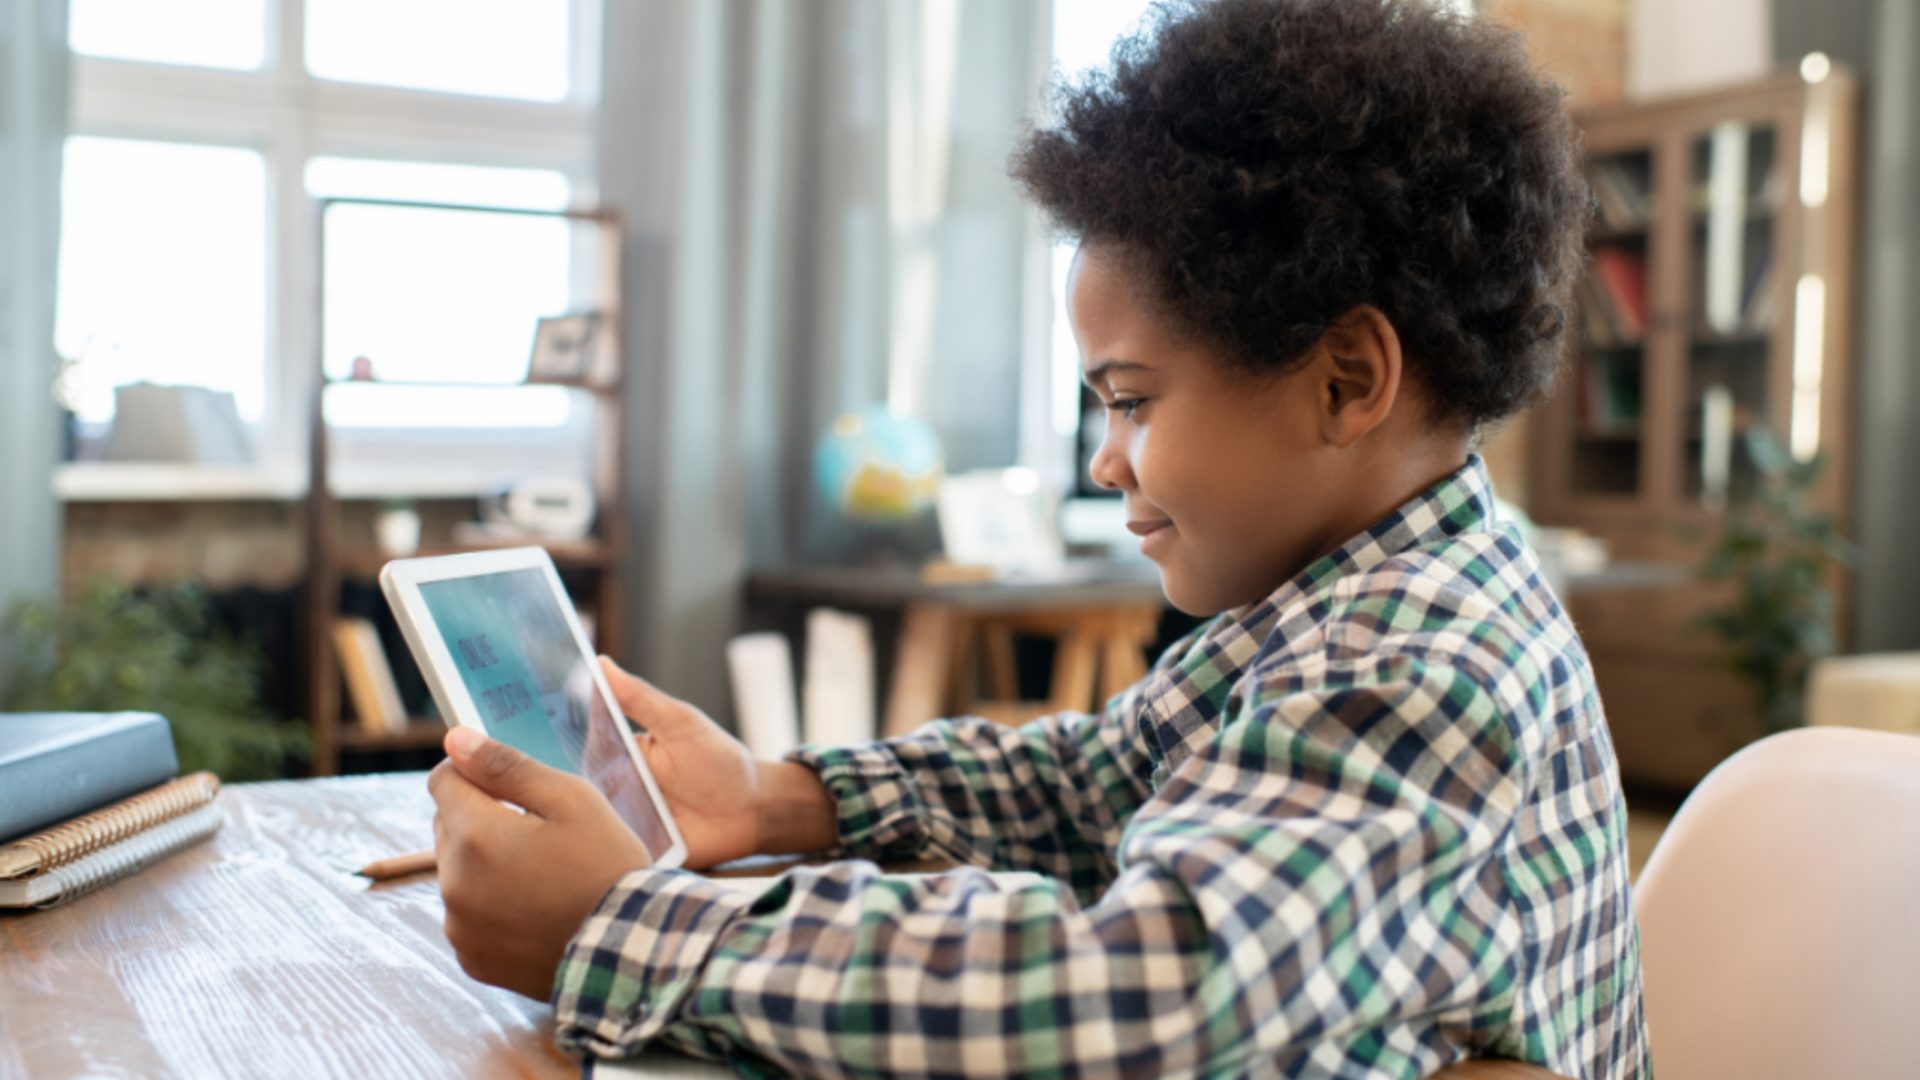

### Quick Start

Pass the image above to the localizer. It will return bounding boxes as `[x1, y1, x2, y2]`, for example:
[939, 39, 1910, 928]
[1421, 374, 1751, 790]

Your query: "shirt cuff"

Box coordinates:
[784, 740, 933, 861]
[551, 868, 755, 1059]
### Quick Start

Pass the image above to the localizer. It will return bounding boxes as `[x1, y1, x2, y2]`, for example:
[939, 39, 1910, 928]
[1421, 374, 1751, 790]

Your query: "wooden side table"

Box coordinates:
[745, 561, 1167, 737]
[890, 602, 1160, 733]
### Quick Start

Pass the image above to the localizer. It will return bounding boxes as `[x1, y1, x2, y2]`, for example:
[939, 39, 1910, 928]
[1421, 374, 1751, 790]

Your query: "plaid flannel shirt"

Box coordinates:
[554, 455, 1648, 1079]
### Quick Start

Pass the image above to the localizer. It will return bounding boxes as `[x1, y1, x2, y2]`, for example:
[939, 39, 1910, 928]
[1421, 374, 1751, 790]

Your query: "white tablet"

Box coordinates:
[379, 547, 688, 869]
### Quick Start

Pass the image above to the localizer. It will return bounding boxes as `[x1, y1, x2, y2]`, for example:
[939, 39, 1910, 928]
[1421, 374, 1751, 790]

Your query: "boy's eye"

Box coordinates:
[1107, 397, 1147, 420]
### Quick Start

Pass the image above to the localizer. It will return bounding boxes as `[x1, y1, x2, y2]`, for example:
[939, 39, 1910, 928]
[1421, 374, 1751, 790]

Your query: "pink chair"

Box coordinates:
[1630, 725, 1920, 1079]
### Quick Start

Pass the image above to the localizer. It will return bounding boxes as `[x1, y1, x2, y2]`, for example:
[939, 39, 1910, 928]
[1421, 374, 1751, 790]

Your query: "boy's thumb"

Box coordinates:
[445, 726, 571, 816]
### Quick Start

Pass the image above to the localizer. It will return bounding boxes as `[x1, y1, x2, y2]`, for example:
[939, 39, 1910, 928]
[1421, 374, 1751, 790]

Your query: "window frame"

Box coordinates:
[59, 0, 604, 497]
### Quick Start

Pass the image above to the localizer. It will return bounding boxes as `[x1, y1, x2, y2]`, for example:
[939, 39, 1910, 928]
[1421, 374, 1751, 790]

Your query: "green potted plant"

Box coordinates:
[1696, 429, 1856, 732]
[3, 579, 309, 780]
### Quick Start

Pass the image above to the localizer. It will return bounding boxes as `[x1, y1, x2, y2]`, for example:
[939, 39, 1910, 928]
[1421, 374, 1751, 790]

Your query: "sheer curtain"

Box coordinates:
[598, 0, 1040, 717]
[1772, 0, 1920, 652]
[0, 0, 68, 672]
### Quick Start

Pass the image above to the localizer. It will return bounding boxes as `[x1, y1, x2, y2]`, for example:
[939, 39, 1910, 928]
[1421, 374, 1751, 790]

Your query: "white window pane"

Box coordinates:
[56, 137, 267, 423]
[319, 204, 571, 385]
[70, 0, 266, 70]
[1052, 0, 1156, 78]
[309, 161, 584, 428]
[306, 0, 571, 102]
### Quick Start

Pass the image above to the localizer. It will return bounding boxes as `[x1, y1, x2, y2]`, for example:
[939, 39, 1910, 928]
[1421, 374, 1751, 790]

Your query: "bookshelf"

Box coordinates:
[302, 199, 629, 777]
[1533, 68, 1858, 789]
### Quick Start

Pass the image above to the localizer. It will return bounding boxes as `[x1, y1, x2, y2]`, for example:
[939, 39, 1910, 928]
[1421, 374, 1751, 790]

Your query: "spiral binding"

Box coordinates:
[1, 772, 220, 879]
[29, 805, 225, 908]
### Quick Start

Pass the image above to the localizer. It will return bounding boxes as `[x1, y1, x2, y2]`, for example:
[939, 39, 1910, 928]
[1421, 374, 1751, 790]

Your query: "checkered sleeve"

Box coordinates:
[551, 652, 1537, 1077]
[781, 621, 1211, 903]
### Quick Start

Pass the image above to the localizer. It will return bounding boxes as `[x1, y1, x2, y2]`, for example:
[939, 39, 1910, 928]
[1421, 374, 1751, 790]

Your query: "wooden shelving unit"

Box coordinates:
[302, 199, 628, 777]
[1533, 68, 1858, 789]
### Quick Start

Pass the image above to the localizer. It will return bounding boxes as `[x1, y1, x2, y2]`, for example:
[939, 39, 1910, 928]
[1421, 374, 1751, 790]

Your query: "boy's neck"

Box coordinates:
[1306, 437, 1474, 572]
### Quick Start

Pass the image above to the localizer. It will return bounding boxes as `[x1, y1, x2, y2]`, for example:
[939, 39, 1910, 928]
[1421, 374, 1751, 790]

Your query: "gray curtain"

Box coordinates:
[0, 0, 68, 690]
[598, 0, 1040, 718]
[1772, 0, 1920, 652]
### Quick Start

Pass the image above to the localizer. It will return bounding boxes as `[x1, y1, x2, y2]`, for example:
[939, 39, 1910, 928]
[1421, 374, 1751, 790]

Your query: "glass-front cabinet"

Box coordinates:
[1540, 68, 1855, 536]
[1534, 67, 1857, 791]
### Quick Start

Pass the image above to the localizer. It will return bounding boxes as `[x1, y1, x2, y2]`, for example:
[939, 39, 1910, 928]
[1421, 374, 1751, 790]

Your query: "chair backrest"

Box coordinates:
[1633, 726, 1920, 1080]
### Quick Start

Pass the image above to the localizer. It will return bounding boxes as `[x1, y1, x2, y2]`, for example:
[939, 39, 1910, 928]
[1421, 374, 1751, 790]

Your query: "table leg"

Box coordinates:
[1048, 627, 1099, 716]
[884, 604, 956, 737]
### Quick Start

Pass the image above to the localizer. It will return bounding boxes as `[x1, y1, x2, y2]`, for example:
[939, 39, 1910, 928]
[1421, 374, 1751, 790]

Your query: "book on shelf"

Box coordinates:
[1589, 246, 1649, 337]
[804, 608, 876, 744]
[1587, 159, 1652, 229]
[1578, 354, 1643, 432]
[0, 772, 223, 909]
[332, 617, 409, 735]
[1574, 274, 1628, 347]
[726, 632, 801, 758]
[0, 712, 180, 842]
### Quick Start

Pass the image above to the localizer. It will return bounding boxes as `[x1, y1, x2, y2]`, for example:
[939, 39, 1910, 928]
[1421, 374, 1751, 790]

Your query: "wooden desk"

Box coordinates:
[0, 779, 1564, 1080]
[0, 773, 724, 1080]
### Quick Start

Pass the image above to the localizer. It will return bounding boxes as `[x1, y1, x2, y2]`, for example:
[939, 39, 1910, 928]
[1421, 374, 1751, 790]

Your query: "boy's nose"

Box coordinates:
[1088, 436, 1133, 493]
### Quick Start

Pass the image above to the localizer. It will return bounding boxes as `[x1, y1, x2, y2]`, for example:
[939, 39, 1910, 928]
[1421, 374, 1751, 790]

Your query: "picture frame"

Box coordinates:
[936, 468, 1066, 570]
[526, 312, 605, 384]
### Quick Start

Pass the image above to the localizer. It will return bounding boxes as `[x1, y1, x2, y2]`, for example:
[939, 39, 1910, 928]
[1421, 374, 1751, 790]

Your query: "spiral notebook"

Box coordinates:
[0, 772, 224, 909]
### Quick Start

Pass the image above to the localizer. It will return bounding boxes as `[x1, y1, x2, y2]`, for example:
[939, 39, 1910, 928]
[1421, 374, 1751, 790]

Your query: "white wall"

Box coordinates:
[1629, 0, 1773, 100]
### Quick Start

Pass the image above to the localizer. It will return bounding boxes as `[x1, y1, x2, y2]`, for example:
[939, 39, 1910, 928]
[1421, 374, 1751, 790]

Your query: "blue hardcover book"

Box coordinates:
[0, 713, 179, 843]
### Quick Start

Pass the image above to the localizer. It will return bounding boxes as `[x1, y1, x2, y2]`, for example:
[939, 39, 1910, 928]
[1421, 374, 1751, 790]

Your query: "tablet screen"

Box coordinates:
[416, 568, 674, 857]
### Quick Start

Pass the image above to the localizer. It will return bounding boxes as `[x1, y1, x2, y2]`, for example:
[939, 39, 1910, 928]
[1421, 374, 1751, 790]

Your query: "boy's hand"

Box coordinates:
[598, 656, 765, 868]
[429, 726, 651, 1001]
[600, 656, 840, 862]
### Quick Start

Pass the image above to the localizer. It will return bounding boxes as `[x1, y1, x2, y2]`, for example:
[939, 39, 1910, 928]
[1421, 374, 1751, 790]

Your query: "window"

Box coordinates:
[56, 138, 268, 423]
[306, 0, 573, 102]
[1045, 0, 1156, 495]
[70, 0, 267, 70]
[308, 158, 577, 428]
[58, 0, 601, 479]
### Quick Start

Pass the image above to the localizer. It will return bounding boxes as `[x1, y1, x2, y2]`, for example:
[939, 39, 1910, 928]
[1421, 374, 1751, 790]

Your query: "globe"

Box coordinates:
[814, 407, 944, 523]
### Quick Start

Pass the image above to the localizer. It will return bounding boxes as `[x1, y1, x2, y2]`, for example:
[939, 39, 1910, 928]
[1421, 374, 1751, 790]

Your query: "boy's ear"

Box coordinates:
[1311, 305, 1403, 449]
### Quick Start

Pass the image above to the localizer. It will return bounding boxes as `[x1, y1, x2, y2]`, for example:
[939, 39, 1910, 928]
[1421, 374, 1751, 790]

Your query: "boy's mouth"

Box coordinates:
[1125, 518, 1172, 537]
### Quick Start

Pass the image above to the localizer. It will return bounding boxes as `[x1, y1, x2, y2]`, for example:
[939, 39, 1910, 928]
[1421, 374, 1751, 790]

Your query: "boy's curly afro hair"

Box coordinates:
[1011, 0, 1589, 429]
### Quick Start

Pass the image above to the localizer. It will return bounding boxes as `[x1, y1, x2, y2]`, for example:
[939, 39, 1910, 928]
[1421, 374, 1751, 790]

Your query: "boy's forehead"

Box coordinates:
[1070, 254, 1155, 375]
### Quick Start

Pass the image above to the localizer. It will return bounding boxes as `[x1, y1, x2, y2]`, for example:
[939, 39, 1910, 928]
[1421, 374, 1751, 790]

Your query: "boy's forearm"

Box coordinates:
[753, 760, 839, 855]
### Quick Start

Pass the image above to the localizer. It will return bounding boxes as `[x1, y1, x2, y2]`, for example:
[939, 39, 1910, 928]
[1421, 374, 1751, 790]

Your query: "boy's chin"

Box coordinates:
[1154, 566, 1235, 619]
[1155, 554, 1281, 618]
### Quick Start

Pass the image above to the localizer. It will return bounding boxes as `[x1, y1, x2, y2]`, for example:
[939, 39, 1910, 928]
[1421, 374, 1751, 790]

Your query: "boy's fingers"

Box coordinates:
[599, 655, 678, 723]
[443, 726, 575, 818]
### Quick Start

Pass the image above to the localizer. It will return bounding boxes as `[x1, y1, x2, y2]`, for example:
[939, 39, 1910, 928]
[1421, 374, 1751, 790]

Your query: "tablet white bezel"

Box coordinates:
[379, 546, 689, 870]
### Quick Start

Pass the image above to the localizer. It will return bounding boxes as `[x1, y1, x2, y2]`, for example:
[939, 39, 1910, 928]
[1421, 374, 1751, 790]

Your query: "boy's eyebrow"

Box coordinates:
[1082, 360, 1151, 388]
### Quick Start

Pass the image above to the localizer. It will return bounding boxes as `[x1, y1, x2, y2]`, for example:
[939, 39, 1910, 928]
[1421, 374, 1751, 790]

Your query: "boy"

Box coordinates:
[427, 0, 1647, 1076]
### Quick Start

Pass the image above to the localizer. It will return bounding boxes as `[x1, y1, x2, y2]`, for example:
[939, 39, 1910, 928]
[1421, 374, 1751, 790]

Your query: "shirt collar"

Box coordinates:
[1141, 454, 1503, 780]
[1301, 452, 1499, 586]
